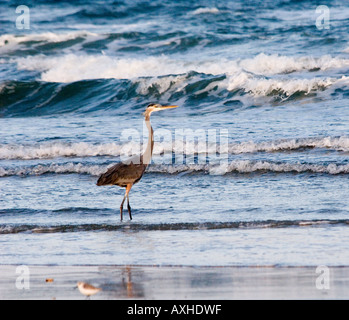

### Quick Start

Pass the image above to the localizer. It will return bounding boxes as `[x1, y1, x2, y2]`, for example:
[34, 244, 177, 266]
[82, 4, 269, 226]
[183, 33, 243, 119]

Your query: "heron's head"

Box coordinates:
[144, 103, 178, 118]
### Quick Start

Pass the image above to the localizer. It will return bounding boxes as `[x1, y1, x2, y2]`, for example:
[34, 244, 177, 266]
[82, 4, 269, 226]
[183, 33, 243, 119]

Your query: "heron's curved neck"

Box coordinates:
[143, 115, 154, 165]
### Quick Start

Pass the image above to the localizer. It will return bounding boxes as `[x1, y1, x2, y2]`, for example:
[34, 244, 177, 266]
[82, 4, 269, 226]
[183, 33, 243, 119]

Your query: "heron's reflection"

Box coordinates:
[100, 266, 144, 298]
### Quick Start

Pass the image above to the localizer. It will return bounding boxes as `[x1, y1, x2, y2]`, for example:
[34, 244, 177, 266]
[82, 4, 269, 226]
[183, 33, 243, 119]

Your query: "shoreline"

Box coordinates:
[1, 265, 348, 300]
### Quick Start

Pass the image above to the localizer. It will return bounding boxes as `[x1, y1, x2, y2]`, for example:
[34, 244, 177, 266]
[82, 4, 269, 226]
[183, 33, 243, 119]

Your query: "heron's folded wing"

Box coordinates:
[97, 162, 146, 186]
[96, 163, 123, 186]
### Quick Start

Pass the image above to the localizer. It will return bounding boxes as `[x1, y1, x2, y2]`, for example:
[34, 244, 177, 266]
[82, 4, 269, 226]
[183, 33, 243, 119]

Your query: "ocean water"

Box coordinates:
[1, 0, 349, 266]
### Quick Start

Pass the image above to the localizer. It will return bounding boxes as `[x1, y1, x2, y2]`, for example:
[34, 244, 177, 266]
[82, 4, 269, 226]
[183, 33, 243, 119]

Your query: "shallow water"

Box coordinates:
[0, 0, 349, 266]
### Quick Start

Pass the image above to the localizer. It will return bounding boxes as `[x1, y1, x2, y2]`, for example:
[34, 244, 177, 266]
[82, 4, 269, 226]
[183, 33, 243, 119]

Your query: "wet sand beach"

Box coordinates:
[1, 265, 348, 300]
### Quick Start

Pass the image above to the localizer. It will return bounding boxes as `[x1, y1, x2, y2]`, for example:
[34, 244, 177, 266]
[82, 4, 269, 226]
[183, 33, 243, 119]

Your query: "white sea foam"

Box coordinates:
[14, 54, 188, 82]
[209, 161, 349, 175]
[3, 30, 349, 82]
[11, 52, 349, 100]
[0, 31, 99, 51]
[1, 136, 348, 160]
[192, 7, 220, 15]
[12, 52, 349, 82]
[150, 161, 349, 175]
[136, 74, 188, 96]
[229, 136, 349, 154]
[239, 53, 349, 75]
[0, 163, 106, 177]
[226, 72, 339, 97]
[1, 160, 348, 177]
[0, 142, 123, 160]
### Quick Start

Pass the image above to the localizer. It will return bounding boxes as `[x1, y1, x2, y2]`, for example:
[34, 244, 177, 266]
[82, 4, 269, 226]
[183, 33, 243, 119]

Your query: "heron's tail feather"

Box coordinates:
[96, 163, 122, 186]
[96, 174, 110, 186]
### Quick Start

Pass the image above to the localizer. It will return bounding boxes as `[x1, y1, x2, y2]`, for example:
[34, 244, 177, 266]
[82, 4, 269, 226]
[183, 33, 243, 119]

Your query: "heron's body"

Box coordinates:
[96, 103, 178, 220]
[97, 162, 146, 187]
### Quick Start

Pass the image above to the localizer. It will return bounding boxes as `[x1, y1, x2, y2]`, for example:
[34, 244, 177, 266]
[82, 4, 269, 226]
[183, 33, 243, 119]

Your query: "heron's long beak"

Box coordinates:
[158, 105, 179, 110]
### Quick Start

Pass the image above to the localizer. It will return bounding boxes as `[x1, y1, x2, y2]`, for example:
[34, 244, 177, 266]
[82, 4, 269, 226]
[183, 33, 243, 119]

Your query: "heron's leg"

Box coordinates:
[127, 195, 132, 220]
[120, 192, 127, 221]
[126, 184, 133, 220]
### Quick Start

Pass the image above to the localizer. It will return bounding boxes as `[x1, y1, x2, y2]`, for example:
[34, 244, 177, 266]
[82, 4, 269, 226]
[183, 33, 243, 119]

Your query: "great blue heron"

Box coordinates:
[97, 103, 178, 220]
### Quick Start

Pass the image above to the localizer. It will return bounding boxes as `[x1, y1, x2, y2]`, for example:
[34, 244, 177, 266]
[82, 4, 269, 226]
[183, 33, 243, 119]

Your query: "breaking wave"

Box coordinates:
[2, 52, 349, 116]
[1, 160, 349, 177]
[1, 136, 348, 160]
[9, 52, 349, 82]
